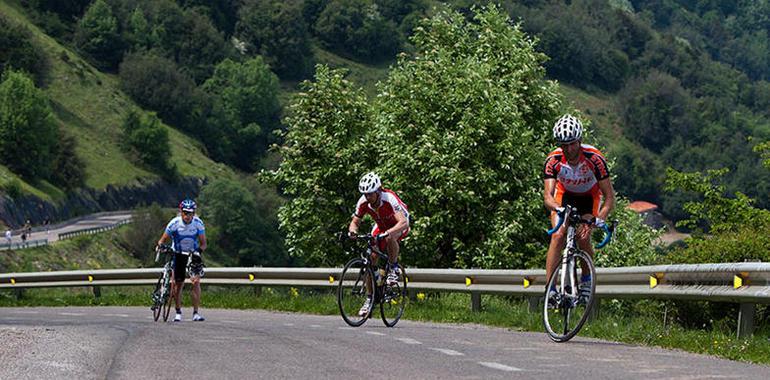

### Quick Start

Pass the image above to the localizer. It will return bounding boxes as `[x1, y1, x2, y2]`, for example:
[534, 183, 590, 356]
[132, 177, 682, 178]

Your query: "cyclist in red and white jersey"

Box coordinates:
[348, 172, 410, 316]
[543, 115, 615, 300]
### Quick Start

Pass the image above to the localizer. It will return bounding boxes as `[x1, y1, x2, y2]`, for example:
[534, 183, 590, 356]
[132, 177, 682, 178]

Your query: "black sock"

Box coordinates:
[176, 308, 181, 314]
[194, 308, 198, 314]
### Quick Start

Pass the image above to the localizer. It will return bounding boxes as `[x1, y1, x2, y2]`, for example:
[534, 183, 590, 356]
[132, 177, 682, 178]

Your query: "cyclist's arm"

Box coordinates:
[348, 215, 362, 234]
[385, 209, 408, 237]
[157, 232, 171, 247]
[543, 178, 561, 212]
[596, 178, 615, 221]
[197, 233, 207, 252]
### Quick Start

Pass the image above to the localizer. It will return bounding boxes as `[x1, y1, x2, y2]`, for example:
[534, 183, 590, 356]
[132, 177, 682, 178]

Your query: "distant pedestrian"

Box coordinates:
[4, 229, 11, 247]
[44, 218, 50, 235]
[20, 231, 27, 248]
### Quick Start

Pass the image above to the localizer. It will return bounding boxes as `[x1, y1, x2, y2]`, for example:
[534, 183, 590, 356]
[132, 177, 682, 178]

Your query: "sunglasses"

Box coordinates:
[182, 211, 195, 216]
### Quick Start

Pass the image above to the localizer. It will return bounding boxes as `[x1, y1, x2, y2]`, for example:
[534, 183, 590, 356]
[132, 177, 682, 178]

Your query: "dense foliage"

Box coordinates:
[121, 110, 176, 178]
[269, 6, 657, 268]
[0, 70, 58, 180]
[0, 14, 48, 84]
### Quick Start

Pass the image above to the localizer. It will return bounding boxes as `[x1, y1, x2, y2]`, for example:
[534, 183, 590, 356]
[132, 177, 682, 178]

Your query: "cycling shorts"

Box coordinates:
[555, 190, 600, 217]
[371, 225, 409, 254]
[172, 252, 204, 282]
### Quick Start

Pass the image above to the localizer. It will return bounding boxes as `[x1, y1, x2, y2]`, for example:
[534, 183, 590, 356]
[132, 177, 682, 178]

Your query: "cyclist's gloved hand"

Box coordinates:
[555, 206, 565, 215]
[592, 217, 606, 228]
[376, 232, 390, 242]
[347, 231, 357, 240]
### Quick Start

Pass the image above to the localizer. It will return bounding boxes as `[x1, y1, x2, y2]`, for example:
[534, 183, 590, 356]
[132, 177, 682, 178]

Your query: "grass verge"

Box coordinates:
[1, 286, 768, 365]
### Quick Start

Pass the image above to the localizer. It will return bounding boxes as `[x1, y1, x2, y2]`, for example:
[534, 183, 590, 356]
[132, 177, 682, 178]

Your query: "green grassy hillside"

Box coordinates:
[0, 1, 233, 198]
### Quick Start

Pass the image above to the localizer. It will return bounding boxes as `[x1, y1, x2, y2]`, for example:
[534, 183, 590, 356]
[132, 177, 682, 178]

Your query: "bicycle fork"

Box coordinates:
[559, 230, 578, 303]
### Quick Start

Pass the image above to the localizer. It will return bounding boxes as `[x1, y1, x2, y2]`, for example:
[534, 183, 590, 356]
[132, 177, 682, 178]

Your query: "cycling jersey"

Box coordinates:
[353, 189, 410, 231]
[165, 216, 205, 253]
[543, 144, 610, 215]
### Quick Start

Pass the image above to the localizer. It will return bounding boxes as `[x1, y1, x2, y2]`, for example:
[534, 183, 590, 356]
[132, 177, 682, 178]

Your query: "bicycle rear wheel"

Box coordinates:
[337, 258, 375, 327]
[151, 275, 164, 321]
[380, 266, 407, 327]
[543, 250, 596, 342]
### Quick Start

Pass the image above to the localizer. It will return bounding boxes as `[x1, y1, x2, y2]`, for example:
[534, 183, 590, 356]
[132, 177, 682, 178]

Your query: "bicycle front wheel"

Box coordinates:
[337, 258, 375, 327]
[543, 250, 596, 342]
[161, 270, 175, 322]
[151, 275, 164, 321]
[380, 266, 407, 327]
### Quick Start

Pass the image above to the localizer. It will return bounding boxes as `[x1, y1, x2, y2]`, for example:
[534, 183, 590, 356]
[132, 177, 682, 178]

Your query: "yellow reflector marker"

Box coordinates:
[88, 275, 94, 283]
[416, 292, 426, 301]
[328, 275, 335, 284]
[465, 277, 472, 287]
[248, 274, 255, 281]
[523, 278, 531, 288]
[10, 278, 15, 285]
[405, 276, 409, 284]
[733, 273, 746, 289]
[649, 275, 658, 288]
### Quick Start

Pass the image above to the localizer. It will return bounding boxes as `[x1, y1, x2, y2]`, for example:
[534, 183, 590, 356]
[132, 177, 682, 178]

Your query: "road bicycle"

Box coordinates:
[337, 233, 408, 327]
[151, 244, 175, 322]
[543, 206, 616, 342]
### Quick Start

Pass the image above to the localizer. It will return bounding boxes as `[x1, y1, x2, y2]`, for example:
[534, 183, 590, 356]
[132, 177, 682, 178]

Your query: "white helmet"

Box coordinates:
[553, 114, 583, 144]
[358, 172, 381, 194]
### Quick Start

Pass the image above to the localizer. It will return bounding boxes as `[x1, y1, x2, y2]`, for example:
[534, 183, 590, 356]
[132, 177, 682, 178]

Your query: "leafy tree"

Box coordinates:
[121, 110, 175, 177]
[199, 178, 289, 267]
[0, 14, 48, 84]
[122, 204, 172, 265]
[265, 65, 374, 265]
[314, 0, 401, 63]
[74, 0, 124, 70]
[176, 0, 240, 37]
[50, 129, 86, 189]
[618, 70, 698, 153]
[236, 0, 314, 79]
[118, 52, 201, 130]
[201, 57, 281, 171]
[124, 6, 155, 51]
[0, 70, 58, 179]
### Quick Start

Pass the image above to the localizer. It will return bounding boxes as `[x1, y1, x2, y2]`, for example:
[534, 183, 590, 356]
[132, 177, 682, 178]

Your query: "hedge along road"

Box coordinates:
[0, 307, 768, 379]
[3, 212, 133, 246]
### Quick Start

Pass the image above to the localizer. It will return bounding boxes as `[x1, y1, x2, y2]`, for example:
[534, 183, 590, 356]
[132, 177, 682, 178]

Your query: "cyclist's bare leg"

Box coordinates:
[546, 213, 567, 281]
[191, 275, 201, 311]
[386, 235, 399, 265]
[576, 214, 595, 274]
[172, 274, 184, 310]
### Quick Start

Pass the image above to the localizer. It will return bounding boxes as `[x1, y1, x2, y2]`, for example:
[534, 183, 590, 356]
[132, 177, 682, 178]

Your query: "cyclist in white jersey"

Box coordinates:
[156, 199, 207, 322]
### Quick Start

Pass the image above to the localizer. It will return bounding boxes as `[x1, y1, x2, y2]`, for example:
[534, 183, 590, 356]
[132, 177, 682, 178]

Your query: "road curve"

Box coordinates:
[0, 307, 768, 379]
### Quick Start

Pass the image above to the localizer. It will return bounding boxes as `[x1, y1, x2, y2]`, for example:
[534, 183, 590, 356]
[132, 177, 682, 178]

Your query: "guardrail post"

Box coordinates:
[471, 291, 481, 312]
[253, 286, 262, 297]
[737, 303, 755, 338]
[588, 298, 600, 322]
[92, 286, 101, 299]
[528, 296, 540, 312]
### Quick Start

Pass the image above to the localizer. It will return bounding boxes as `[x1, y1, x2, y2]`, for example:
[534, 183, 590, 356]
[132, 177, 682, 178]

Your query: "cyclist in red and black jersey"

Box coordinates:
[348, 172, 410, 316]
[543, 115, 615, 296]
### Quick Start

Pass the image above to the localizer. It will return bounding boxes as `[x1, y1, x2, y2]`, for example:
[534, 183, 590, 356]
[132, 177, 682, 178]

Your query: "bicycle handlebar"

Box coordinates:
[546, 206, 618, 249]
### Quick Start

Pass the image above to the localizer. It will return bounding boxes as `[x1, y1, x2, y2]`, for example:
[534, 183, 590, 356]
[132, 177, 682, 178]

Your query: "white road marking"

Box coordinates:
[478, 362, 522, 372]
[101, 314, 130, 318]
[310, 324, 322, 328]
[338, 327, 356, 330]
[429, 348, 464, 356]
[11, 310, 39, 314]
[366, 331, 386, 336]
[58, 312, 85, 316]
[396, 338, 421, 345]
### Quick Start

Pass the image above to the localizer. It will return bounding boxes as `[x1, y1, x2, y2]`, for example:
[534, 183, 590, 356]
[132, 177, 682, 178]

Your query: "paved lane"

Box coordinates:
[0, 307, 768, 379]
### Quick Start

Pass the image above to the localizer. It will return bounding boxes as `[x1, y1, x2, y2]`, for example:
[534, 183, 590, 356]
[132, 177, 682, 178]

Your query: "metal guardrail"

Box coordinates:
[0, 238, 49, 251]
[57, 219, 132, 241]
[1, 263, 768, 337]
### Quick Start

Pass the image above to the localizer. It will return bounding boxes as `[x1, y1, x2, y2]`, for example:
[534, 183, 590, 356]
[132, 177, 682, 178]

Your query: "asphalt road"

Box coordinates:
[1, 307, 768, 379]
